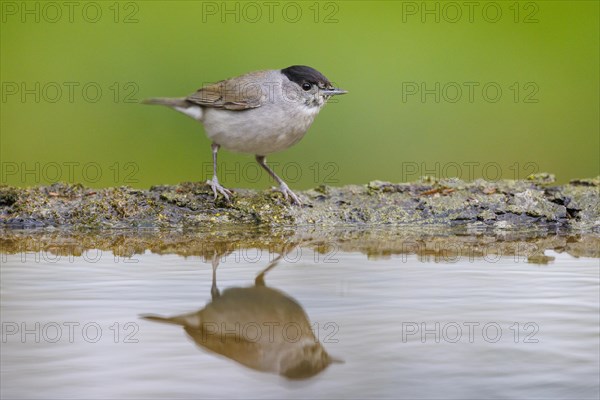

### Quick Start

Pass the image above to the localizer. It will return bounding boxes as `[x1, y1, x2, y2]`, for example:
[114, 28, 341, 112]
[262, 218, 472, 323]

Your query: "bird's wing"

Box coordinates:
[186, 73, 266, 111]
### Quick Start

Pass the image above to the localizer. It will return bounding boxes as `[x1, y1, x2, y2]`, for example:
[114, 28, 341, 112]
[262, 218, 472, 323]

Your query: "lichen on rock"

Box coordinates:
[0, 175, 598, 231]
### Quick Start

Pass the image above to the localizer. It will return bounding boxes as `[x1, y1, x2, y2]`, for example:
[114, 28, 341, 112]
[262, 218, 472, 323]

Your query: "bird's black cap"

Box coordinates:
[281, 65, 331, 87]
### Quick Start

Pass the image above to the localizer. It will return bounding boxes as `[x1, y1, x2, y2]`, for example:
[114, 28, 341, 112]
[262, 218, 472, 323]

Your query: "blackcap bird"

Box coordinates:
[141, 252, 342, 379]
[142, 65, 347, 205]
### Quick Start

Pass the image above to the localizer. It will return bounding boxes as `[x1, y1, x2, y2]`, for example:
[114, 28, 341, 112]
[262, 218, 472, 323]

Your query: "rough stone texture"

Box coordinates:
[1, 175, 598, 231]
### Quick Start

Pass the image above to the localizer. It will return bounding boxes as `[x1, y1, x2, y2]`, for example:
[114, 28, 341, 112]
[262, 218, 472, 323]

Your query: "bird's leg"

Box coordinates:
[255, 253, 284, 286]
[255, 244, 298, 286]
[206, 143, 233, 201]
[211, 252, 220, 300]
[255, 155, 302, 205]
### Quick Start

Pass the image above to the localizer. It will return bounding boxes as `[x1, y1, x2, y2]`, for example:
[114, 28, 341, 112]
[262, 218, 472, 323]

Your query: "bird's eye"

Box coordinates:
[301, 82, 312, 91]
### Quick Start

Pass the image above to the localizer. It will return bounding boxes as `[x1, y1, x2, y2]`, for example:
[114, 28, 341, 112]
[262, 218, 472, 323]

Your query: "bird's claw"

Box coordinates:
[207, 179, 233, 202]
[279, 183, 302, 206]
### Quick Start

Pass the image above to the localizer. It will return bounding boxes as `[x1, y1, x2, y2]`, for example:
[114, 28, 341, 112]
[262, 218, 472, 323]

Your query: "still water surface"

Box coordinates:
[1, 246, 599, 399]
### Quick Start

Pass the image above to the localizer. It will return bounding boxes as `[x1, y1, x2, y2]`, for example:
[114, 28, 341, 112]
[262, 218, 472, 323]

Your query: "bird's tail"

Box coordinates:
[141, 97, 203, 120]
[140, 97, 189, 108]
[140, 313, 201, 327]
[140, 314, 185, 325]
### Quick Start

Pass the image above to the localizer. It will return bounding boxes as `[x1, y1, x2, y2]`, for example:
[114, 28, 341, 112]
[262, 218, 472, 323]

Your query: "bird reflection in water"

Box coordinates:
[142, 251, 342, 379]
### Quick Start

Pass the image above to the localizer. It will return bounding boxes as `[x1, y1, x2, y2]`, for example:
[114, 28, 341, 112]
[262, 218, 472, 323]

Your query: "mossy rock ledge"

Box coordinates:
[0, 175, 598, 231]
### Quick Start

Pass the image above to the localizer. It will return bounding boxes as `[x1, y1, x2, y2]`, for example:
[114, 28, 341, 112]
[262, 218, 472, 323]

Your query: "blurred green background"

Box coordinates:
[1, 0, 598, 189]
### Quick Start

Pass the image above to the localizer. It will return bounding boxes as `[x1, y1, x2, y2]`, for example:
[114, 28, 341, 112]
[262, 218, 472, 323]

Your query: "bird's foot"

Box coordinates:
[278, 182, 302, 206]
[206, 179, 233, 202]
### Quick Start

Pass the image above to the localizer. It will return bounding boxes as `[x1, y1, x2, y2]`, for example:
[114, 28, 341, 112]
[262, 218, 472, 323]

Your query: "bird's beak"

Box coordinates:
[321, 88, 348, 96]
[328, 355, 345, 364]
